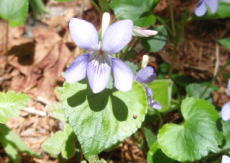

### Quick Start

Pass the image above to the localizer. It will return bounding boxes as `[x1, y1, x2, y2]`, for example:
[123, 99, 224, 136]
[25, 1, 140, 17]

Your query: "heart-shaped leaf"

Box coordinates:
[158, 98, 223, 161]
[57, 82, 147, 157]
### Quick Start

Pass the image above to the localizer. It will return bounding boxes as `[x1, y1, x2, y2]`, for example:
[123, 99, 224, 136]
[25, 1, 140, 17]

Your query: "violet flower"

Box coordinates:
[221, 80, 230, 121]
[64, 13, 134, 93]
[136, 66, 162, 110]
[195, 0, 229, 16]
[195, 0, 218, 16]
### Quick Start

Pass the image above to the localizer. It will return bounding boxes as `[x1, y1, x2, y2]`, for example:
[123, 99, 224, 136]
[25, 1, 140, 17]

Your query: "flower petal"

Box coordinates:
[145, 86, 161, 110]
[102, 20, 133, 54]
[227, 79, 230, 96]
[221, 102, 230, 121]
[133, 26, 158, 37]
[64, 54, 89, 83]
[87, 55, 111, 93]
[145, 86, 153, 104]
[69, 18, 99, 50]
[112, 58, 134, 91]
[145, 87, 153, 99]
[205, 0, 218, 13]
[222, 155, 230, 163]
[151, 101, 162, 110]
[136, 66, 156, 84]
[195, 0, 207, 16]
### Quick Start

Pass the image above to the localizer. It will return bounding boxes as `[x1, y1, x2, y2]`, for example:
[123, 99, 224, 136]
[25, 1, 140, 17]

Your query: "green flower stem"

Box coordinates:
[90, 0, 102, 14]
[156, 110, 163, 128]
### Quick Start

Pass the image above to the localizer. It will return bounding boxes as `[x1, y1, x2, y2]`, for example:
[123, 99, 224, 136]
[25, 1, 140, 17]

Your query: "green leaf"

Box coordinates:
[61, 126, 76, 159]
[148, 79, 173, 112]
[1, 139, 21, 163]
[147, 143, 175, 163]
[42, 124, 76, 159]
[58, 82, 147, 157]
[0, 91, 30, 124]
[0, 0, 29, 26]
[142, 25, 168, 52]
[222, 120, 230, 150]
[135, 14, 156, 27]
[29, 0, 47, 16]
[110, 0, 158, 24]
[158, 98, 223, 162]
[219, 38, 230, 51]
[0, 124, 38, 162]
[186, 83, 218, 100]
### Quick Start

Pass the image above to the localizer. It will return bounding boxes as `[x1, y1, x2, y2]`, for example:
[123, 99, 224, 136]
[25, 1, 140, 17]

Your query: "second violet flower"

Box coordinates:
[136, 66, 162, 110]
[195, 0, 229, 16]
[64, 13, 134, 93]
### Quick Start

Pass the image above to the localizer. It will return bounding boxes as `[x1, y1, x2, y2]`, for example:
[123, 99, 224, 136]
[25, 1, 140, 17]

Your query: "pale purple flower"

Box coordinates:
[195, 0, 218, 16]
[222, 155, 230, 163]
[221, 102, 230, 121]
[64, 15, 134, 93]
[136, 66, 162, 110]
[195, 0, 229, 16]
[136, 66, 156, 84]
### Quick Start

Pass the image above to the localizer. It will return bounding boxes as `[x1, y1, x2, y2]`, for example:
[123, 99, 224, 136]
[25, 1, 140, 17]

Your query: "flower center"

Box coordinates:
[98, 49, 105, 56]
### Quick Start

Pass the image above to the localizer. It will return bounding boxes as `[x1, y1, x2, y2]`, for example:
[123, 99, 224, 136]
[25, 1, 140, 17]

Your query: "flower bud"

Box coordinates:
[133, 26, 158, 37]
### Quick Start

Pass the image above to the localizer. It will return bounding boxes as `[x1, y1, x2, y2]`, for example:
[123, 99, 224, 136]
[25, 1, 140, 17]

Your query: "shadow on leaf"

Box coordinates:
[67, 90, 87, 107]
[111, 95, 128, 121]
[87, 90, 110, 112]
[66, 88, 128, 121]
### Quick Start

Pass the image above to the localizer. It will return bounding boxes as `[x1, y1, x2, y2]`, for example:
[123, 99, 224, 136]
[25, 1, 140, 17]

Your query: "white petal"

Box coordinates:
[87, 55, 111, 93]
[64, 54, 89, 83]
[101, 12, 111, 37]
[69, 18, 99, 50]
[221, 102, 230, 121]
[222, 155, 230, 163]
[112, 58, 134, 91]
[102, 20, 133, 54]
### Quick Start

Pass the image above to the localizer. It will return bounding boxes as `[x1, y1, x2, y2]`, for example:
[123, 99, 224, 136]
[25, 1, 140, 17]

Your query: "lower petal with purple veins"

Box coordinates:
[87, 55, 111, 93]
[64, 54, 89, 83]
[112, 58, 134, 91]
